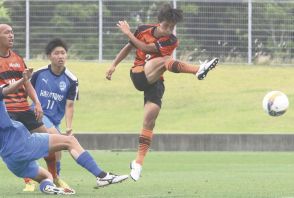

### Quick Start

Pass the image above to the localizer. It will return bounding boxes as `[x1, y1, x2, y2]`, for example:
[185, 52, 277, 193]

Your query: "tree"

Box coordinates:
[0, 0, 11, 23]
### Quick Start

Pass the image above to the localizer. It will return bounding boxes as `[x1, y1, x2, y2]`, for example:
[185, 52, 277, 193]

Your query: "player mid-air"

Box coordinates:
[106, 4, 219, 181]
[0, 69, 128, 195]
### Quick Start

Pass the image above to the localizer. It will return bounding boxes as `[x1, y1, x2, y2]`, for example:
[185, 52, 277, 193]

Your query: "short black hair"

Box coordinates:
[158, 4, 183, 24]
[45, 38, 68, 55]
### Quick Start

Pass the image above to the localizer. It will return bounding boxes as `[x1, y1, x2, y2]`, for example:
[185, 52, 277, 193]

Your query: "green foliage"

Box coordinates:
[51, 3, 99, 26]
[0, 0, 10, 22]
[181, 4, 198, 14]
[1, 1, 292, 62]
[253, 2, 293, 63]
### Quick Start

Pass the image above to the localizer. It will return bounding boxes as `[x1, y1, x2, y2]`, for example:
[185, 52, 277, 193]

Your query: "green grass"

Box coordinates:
[1, 151, 294, 197]
[26, 60, 294, 133]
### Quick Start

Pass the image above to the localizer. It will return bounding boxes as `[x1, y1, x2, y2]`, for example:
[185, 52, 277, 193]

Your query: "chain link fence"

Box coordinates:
[1, 0, 293, 64]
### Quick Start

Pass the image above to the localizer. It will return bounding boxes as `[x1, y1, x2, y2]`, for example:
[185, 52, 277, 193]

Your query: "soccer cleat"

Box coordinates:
[96, 172, 128, 187]
[23, 180, 36, 192]
[196, 58, 219, 80]
[53, 178, 70, 189]
[130, 160, 142, 181]
[62, 187, 76, 195]
[42, 184, 75, 195]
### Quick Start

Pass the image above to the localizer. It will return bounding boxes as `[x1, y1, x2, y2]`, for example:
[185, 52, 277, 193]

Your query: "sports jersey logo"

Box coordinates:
[59, 81, 66, 91]
[9, 63, 21, 68]
[42, 78, 48, 84]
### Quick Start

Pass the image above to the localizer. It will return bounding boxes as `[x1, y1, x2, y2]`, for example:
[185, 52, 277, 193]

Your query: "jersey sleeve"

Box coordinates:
[155, 35, 178, 56]
[67, 79, 79, 101]
[30, 71, 38, 88]
[129, 25, 152, 47]
[0, 87, 3, 100]
[17, 53, 27, 71]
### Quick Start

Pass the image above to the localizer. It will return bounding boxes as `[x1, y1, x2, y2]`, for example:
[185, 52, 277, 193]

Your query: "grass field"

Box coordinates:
[1, 151, 294, 198]
[26, 60, 294, 133]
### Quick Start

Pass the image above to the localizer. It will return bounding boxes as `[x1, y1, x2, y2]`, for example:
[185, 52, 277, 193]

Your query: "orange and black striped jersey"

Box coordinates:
[131, 24, 179, 66]
[0, 50, 30, 112]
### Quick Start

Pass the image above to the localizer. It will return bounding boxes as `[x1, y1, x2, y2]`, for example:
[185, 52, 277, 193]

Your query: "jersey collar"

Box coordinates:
[0, 50, 11, 58]
[48, 64, 66, 77]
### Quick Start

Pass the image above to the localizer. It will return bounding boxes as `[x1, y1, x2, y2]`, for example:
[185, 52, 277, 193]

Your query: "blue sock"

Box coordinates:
[76, 151, 103, 177]
[56, 161, 61, 176]
[39, 179, 54, 193]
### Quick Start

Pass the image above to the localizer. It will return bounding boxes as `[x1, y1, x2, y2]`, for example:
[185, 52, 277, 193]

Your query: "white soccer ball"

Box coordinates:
[262, 91, 289, 116]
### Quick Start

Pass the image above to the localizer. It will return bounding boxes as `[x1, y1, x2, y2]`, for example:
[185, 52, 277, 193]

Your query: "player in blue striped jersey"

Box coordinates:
[30, 38, 78, 188]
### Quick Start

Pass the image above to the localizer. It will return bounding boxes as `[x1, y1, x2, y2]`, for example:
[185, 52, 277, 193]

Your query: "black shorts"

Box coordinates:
[8, 110, 43, 131]
[130, 70, 165, 108]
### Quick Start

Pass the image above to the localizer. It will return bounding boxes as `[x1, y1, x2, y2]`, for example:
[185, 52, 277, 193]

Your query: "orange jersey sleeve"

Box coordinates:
[131, 24, 178, 66]
[0, 50, 30, 112]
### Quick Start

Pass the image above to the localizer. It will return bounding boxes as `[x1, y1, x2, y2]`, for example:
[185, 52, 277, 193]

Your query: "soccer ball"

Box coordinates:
[262, 91, 289, 116]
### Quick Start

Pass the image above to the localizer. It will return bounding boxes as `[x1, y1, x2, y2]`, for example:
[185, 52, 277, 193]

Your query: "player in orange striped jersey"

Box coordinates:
[0, 24, 71, 191]
[106, 4, 218, 181]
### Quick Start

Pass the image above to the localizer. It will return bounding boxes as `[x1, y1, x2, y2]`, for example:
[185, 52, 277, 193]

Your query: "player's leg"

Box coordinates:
[48, 134, 128, 187]
[22, 178, 36, 192]
[52, 125, 62, 177]
[28, 114, 62, 191]
[144, 56, 219, 84]
[143, 56, 168, 84]
[8, 110, 48, 192]
[130, 101, 160, 181]
[2, 133, 74, 195]
[46, 127, 70, 188]
[32, 166, 75, 195]
[164, 57, 219, 80]
[130, 80, 164, 181]
[42, 115, 70, 188]
[31, 124, 60, 176]
[31, 125, 59, 181]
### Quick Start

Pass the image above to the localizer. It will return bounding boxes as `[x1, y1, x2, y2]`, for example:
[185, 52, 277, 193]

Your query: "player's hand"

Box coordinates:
[66, 128, 73, 136]
[106, 65, 116, 80]
[117, 20, 131, 35]
[34, 102, 44, 122]
[22, 68, 33, 82]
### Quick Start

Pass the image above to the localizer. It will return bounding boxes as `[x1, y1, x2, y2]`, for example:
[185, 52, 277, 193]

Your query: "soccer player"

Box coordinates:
[30, 38, 78, 185]
[0, 69, 129, 195]
[105, 4, 219, 181]
[0, 24, 67, 191]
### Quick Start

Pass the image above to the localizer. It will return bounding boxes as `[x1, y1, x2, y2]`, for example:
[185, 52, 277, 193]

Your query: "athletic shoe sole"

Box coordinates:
[198, 58, 219, 80]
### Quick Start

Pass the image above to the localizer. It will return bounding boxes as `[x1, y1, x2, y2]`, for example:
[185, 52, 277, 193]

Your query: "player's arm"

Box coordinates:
[24, 78, 43, 121]
[117, 20, 158, 53]
[106, 42, 133, 80]
[65, 79, 78, 135]
[65, 99, 74, 136]
[3, 68, 33, 96]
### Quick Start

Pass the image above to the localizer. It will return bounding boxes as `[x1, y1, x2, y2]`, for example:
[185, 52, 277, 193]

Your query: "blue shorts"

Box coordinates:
[3, 133, 49, 178]
[43, 115, 60, 133]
